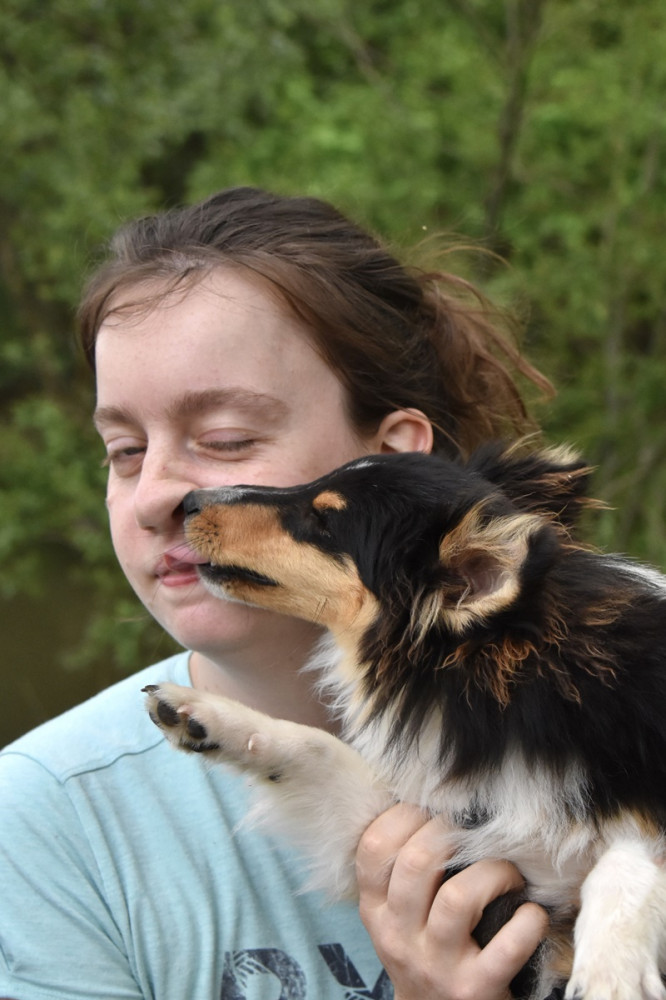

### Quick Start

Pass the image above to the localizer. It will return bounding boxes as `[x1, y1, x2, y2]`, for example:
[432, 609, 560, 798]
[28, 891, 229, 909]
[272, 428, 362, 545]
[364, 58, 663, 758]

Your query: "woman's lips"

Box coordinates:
[156, 544, 210, 587]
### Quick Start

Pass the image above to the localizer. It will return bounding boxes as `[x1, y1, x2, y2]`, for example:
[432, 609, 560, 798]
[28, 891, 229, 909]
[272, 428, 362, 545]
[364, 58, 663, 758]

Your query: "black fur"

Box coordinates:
[173, 444, 666, 997]
[187, 446, 666, 827]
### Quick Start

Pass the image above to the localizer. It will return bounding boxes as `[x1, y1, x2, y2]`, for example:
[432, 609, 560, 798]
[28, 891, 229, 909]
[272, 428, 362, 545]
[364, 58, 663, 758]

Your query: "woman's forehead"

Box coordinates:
[93, 272, 353, 425]
[97, 265, 291, 330]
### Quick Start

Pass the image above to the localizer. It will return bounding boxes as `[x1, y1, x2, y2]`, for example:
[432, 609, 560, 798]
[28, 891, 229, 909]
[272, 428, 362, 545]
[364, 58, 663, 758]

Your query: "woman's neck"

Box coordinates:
[188, 622, 338, 732]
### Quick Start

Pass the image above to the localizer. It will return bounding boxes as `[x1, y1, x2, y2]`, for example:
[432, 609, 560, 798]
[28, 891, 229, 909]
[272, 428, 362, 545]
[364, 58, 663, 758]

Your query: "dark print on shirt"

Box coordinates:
[220, 945, 393, 999]
[319, 944, 393, 998]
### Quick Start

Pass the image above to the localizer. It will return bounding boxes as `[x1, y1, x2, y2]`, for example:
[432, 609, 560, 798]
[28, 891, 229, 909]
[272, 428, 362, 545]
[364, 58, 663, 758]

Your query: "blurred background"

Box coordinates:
[2, 0, 665, 745]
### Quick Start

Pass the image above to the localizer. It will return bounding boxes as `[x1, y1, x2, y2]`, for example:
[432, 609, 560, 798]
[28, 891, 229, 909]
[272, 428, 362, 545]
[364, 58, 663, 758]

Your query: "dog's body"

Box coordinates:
[145, 445, 666, 1000]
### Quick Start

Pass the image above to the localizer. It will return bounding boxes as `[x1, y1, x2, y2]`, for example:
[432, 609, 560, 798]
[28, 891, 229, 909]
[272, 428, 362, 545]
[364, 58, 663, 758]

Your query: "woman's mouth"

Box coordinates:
[156, 544, 210, 587]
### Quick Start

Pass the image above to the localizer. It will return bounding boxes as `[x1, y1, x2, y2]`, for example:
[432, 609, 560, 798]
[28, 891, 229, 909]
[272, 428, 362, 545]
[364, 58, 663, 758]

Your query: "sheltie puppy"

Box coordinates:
[144, 444, 666, 1000]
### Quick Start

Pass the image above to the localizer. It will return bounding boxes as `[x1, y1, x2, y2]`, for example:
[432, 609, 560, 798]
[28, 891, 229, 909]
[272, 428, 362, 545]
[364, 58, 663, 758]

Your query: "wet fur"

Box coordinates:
[145, 444, 666, 999]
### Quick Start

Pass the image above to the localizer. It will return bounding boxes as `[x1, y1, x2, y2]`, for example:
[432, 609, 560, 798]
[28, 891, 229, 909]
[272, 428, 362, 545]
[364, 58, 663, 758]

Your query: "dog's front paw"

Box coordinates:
[143, 683, 226, 754]
[143, 682, 334, 783]
[565, 955, 666, 1000]
[143, 683, 391, 899]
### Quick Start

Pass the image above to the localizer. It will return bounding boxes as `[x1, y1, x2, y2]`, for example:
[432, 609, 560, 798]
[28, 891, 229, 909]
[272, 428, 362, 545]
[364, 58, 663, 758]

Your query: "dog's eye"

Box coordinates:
[310, 505, 332, 535]
[309, 491, 346, 537]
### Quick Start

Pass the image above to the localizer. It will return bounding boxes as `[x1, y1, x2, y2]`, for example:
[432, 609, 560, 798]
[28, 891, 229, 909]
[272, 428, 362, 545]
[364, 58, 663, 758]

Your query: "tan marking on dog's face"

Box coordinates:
[312, 490, 347, 512]
[186, 502, 377, 636]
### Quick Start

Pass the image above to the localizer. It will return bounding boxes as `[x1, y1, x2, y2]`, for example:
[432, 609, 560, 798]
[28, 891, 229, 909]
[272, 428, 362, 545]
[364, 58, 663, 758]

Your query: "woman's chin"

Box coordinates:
[153, 593, 277, 653]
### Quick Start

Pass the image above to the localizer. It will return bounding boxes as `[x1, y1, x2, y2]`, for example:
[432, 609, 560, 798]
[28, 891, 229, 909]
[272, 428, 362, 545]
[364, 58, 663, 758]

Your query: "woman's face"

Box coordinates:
[93, 268, 388, 659]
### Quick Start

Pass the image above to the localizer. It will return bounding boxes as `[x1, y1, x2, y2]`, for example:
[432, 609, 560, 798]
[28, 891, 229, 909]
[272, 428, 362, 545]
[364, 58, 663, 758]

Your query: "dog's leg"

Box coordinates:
[144, 683, 392, 898]
[565, 835, 666, 1000]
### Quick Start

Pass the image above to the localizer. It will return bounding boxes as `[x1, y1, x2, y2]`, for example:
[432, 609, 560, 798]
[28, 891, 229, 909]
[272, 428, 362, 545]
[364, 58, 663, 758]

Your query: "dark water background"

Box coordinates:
[0, 560, 151, 747]
[2, 583, 103, 746]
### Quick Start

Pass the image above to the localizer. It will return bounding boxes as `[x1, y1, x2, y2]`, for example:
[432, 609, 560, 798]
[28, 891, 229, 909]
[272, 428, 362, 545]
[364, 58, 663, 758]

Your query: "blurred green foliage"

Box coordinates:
[2, 0, 666, 739]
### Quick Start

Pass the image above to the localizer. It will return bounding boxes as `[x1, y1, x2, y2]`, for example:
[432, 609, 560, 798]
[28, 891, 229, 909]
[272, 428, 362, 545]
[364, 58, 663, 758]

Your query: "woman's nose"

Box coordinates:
[132, 450, 196, 532]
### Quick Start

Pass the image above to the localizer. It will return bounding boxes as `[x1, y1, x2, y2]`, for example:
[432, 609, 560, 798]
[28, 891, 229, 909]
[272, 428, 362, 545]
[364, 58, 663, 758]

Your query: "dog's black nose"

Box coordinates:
[182, 491, 202, 516]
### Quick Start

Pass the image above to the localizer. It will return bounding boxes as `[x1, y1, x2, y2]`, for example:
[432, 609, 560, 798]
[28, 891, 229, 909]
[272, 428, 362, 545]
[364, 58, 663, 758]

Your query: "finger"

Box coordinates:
[429, 859, 528, 945]
[478, 901, 550, 993]
[356, 803, 430, 904]
[382, 815, 455, 932]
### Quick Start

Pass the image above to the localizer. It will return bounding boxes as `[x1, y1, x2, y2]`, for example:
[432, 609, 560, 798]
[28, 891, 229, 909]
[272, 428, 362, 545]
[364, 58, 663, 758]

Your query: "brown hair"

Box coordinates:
[78, 186, 552, 459]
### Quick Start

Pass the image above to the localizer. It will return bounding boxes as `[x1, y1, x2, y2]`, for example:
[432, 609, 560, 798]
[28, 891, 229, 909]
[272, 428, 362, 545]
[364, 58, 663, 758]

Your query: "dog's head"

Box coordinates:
[182, 445, 591, 644]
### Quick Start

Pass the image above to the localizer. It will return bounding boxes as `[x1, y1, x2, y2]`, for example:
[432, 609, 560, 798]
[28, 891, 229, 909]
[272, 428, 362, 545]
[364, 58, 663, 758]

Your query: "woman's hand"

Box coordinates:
[356, 804, 549, 1000]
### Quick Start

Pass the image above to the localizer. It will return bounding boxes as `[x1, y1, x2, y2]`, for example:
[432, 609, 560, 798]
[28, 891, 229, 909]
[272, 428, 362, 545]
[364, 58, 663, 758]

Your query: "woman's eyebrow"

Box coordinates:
[166, 387, 289, 422]
[93, 404, 135, 431]
[93, 387, 289, 431]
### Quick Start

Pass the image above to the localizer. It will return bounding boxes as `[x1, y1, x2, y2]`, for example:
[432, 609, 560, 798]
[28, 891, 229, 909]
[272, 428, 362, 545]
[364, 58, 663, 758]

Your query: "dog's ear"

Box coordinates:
[467, 443, 595, 529]
[435, 505, 548, 633]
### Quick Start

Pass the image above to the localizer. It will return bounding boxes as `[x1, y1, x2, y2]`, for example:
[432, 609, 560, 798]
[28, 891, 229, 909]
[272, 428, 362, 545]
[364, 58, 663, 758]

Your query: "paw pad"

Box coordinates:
[143, 684, 221, 753]
[186, 717, 208, 741]
[156, 699, 181, 727]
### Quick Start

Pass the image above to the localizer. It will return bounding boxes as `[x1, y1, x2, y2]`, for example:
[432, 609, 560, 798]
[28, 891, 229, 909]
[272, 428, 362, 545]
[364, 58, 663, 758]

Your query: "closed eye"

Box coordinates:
[204, 439, 256, 454]
[102, 446, 146, 472]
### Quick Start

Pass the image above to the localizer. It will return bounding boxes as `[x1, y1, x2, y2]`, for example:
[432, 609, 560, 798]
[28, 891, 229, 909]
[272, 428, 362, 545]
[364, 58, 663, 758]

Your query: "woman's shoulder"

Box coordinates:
[1, 650, 192, 784]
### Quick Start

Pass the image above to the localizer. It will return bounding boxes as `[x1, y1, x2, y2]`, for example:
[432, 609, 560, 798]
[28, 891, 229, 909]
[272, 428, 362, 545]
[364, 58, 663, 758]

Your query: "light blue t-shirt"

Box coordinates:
[0, 652, 391, 1000]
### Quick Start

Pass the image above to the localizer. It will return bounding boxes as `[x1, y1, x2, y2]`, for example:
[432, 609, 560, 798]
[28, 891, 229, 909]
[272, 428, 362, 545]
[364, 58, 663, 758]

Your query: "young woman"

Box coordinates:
[0, 187, 552, 1000]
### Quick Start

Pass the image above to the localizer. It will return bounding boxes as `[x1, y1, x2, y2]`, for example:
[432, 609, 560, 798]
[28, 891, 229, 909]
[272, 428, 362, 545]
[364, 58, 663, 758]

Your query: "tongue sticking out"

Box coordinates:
[162, 543, 211, 573]
[161, 545, 278, 590]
